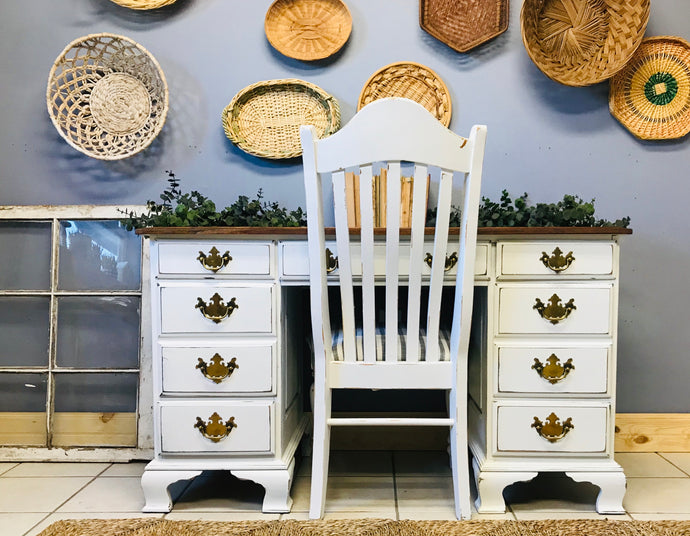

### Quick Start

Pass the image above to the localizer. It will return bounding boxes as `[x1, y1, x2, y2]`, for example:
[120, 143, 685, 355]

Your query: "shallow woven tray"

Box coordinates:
[609, 36, 690, 140]
[358, 62, 451, 126]
[222, 79, 341, 159]
[420, 0, 509, 53]
[47, 33, 168, 160]
[521, 0, 650, 87]
[265, 0, 352, 61]
[109, 0, 177, 8]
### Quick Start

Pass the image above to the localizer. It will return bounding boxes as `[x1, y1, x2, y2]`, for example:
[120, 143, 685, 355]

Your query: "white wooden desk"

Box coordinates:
[138, 226, 631, 514]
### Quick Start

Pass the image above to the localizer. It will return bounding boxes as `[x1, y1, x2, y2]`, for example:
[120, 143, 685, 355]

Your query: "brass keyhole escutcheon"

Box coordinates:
[534, 294, 576, 324]
[540, 247, 575, 273]
[196, 354, 239, 384]
[325, 248, 339, 273]
[197, 246, 232, 273]
[532, 354, 574, 384]
[531, 412, 574, 443]
[424, 251, 458, 272]
[195, 293, 238, 323]
[194, 412, 237, 443]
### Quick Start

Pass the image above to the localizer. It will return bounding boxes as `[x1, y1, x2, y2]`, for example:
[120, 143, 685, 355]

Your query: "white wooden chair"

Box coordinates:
[300, 97, 487, 519]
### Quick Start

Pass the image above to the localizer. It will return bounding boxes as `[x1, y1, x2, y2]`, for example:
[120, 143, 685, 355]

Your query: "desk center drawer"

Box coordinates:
[159, 284, 273, 334]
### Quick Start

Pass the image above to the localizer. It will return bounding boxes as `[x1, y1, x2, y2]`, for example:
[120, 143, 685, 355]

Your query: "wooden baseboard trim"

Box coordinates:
[614, 413, 690, 452]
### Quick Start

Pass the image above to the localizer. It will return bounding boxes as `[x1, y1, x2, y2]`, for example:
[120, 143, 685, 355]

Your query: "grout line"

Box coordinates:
[22, 512, 53, 536]
[657, 452, 690, 478]
[0, 463, 19, 477]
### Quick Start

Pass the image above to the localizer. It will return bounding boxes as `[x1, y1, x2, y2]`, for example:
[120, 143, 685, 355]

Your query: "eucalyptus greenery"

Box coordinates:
[120, 171, 307, 230]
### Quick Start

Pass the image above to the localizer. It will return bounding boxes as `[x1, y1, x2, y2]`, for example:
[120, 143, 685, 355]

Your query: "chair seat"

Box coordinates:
[331, 327, 451, 362]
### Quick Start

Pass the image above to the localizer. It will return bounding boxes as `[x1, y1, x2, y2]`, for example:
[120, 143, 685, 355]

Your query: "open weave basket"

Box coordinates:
[521, 0, 650, 87]
[609, 36, 690, 140]
[222, 79, 341, 159]
[47, 33, 168, 160]
[265, 0, 352, 61]
[358, 62, 452, 126]
[109, 0, 178, 9]
[420, 0, 509, 53]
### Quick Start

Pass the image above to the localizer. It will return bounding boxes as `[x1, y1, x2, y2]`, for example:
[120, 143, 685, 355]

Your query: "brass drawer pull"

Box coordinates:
[197, 247, 232, 273]
[540, 247, 575, 273]
[194, 412, 237, 443]
[196, 354, 239, 384]
[532, 412, 574, 443]
[532, 354, 574, 384]
[424, 251, 458, 272]
[534, 293, 576, 324]
[195, 293, 238, 323]
[325, 248, 338, 273]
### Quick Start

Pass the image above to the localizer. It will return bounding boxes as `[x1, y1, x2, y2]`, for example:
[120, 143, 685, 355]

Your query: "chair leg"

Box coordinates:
[450, 420, 472, 520]
[309, 382, 331, 519]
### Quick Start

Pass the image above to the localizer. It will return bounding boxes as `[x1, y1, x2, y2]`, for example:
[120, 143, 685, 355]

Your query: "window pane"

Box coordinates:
[56, 297, 140, 369]
[58, 220, 141, 291]
[54, 373, 139, 412]
[0, 222, 51, 290]
[0, 373, 47, 446]
[0, 297, 50, 367]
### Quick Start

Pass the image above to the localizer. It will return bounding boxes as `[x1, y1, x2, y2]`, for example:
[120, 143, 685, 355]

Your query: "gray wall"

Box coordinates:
[1, 0, 689, 412]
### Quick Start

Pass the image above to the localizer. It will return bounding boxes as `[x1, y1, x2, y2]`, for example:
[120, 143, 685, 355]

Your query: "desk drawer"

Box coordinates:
[160, 401, 272, 453]
[497, 346, 608, 394]
[497, 285, 611, 334]
[499, 241, 614, 277]
[159, 284, 273, 334]
[157, 241, 272, 276]
[280, 241, 488, 278]
[162, 344, 273, 394]
[496, 403, 608, 453]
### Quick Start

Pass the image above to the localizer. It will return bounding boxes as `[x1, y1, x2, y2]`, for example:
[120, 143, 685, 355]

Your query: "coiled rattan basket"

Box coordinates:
[609, 36, 690, 140]
[222, 79, 341, 159]
[521, 0, 650, 87]
[109, 0, 178, 9]
[47, 33, 168, 160]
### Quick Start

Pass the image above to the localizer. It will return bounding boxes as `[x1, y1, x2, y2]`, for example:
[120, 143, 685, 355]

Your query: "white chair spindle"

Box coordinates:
[385, 162, 401, 362]
[359, 165, 377, 362]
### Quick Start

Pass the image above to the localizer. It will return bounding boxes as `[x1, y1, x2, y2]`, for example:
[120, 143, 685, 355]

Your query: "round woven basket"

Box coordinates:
[109, 0, 177, 9]
[609, 36, 690, 140]
[358, 62, 452, 126]
[47, 33, 168, 160]
[265, 0, 352, 61]
[222, 79, 341, 159]
[520, 0, 650, 87]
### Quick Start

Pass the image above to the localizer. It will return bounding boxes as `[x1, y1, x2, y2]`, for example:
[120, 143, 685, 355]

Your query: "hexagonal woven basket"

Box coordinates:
[109, 0, 177, 9]
[46, 33, 168, 160]
[521, 0, 650, 87]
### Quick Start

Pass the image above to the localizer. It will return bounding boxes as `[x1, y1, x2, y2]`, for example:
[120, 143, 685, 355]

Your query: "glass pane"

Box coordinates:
[58, 220, 141, 291]
[54, 373, 138, 412]
[0, 297, 50, 367]
[0, 221, 51, 290]
[56, 297, 140, 369]
[0, 373, 47, 447]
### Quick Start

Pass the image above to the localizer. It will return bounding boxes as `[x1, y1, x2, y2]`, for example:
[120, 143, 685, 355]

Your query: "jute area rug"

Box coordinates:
[35, 518, 690, 536]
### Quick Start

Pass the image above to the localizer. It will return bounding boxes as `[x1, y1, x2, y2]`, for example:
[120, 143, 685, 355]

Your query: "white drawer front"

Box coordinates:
[160, 402, 272, 453]
[162, 345, 273, 394]
[499, 241, 614, 277]
[497, 346, 608, 394]
[498, 285, 611, 334]
[280, 242, 488, 277]
[160, 284, 273, 334]
[496, 404, 608, 453]
[157, 241, 272, 276]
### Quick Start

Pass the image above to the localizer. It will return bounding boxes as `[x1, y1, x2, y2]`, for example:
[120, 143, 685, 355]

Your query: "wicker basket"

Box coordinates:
[358, 62, 451, 127]
[520, 0, 650, 87]
[222, 79, 341, 159]
[265, 0, 352, 61]
[420, 0, 509, 53]
[109, 0, 177, 8]
[47, 33, 168, 160]
[609, 36, 690, 140]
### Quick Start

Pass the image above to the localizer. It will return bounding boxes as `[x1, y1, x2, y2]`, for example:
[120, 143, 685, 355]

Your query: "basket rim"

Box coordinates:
[108, 0, 178, 9]
[222, 78, 341, 159]
[264, 0, 352, 61]
[46, 32, 169, 161]
[357, 61, 452, 127]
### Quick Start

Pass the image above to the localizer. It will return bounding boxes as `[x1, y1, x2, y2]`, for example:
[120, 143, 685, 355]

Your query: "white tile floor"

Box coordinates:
[1, 451, 690, 536]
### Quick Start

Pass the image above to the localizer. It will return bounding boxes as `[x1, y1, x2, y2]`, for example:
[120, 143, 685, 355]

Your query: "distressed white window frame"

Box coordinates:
[0, 205, 153, 462]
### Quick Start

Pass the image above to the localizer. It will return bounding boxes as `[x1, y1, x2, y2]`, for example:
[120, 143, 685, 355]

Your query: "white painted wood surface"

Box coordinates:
[158, 241, 272, 276]
[499, 241, 614, 276]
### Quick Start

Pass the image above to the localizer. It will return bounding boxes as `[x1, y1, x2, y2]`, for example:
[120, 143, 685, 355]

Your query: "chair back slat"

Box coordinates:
[331, 170, 357, 363]
[384, 162, 402, 361]
[358, 165, 377, 362]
